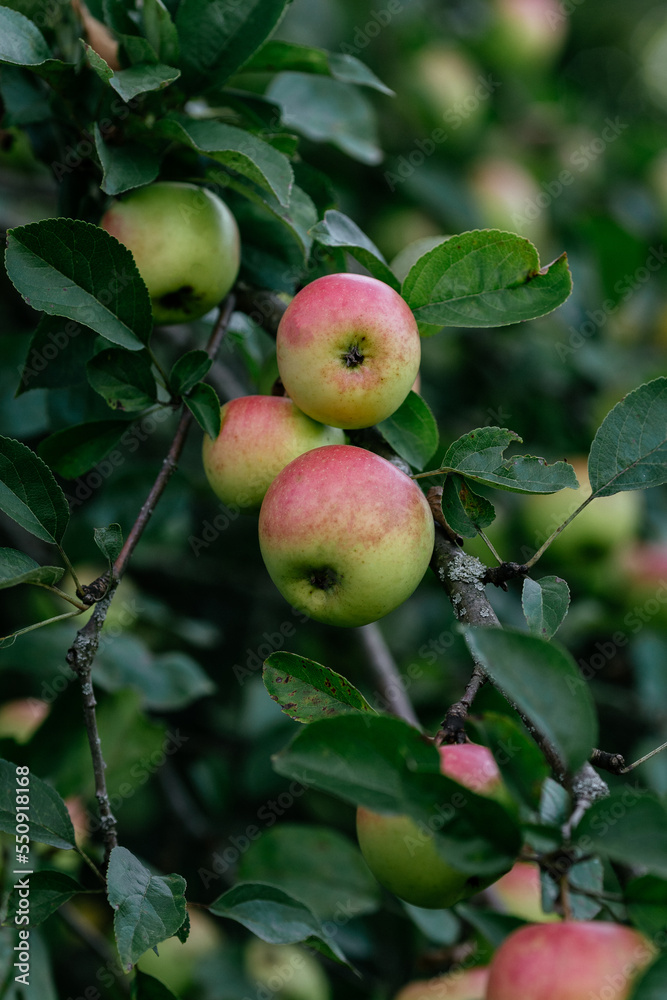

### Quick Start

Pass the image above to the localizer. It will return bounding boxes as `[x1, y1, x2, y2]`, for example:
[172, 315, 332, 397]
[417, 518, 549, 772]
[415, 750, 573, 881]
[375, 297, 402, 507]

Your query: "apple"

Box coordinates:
[202, 395, 345, 512]
[100, 181, 240, 325]
[486, 921, 654, 1000]
[244, 940, 330, 1000]
[258, 444, 434, 627]
[394, 966, 489, 1000]
[276, 273, 421, 429]
[136, 909, 225, 993]
[487, 0, 568, 69]
[485, 861, 559, 922]
[356, 743, 512, 909]
[522, 457, 642, 560]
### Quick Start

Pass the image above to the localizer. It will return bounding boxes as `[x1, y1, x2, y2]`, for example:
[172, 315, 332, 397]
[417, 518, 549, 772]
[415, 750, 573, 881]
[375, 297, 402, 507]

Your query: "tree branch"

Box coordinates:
[358, 622, 421, 728]
[66, 296, 236, 866]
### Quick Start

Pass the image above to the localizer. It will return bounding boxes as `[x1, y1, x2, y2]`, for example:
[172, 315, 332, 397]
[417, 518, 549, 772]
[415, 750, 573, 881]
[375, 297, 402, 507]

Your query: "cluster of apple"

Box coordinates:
[364, 741, 654, 1000]
[100, 182, 435, 627]
[203, 270, 435, 628]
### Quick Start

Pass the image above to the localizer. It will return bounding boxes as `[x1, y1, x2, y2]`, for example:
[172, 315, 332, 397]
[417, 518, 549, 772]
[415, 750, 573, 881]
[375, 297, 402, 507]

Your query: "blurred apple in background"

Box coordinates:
[0, 698, 49, 743]
[521, 457, 642, 561]
[137, 910, 225, 994]
[468, 156, 549, 248]
[394, 965, 489, 1000]
[244, 940, 330, 1000]
[486, 920, 653, 999]
[485, 861, 559, 922]
[486, 0, 568, 70]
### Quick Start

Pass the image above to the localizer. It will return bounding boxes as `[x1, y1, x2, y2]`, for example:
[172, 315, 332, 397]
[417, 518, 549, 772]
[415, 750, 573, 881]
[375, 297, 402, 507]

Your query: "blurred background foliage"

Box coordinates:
[1, 0, 667, 996]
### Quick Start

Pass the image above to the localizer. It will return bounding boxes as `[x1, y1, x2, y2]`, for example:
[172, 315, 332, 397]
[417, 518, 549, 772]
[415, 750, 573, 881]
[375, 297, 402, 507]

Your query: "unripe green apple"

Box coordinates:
[394, 966, 489, 1000]
[202, 395, 345, 512]
[485, 861, 559, 922]
[486, 921, 654, 1000]
[244, 940, 330, 1000]
[356, 743, 512, 909]
[100, 181, 240, 325]
[276, 273, 421, 429]
[258, 444, 435, 627]
[136, 910, 225, 993]
[522, 458, 642, 559]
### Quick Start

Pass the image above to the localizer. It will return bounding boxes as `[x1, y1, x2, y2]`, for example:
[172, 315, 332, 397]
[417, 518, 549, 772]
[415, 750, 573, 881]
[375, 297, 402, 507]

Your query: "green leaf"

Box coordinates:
[5, 871, 86, 927]
[209, 882, 348, 964]
[272, 715, 521, 877]
[575, 789, 667, 879]
[630, 951, 667, 1000]
[0, 759, 76, 849]
[86, 348, 157, 411]
[267, 73, 383, 165]
[141, 0, 180, 65]
[433, 426, 580, 494]
[83, 40, 114, 82]
[184, 382, 221, 438]
[0, 435, 70, 544]
[175, 0, 290, 91]
[5, 220, 153, 350]
[0, 548, 64, 590]
[133, 969, 181, 999]
[377, 391, 439, 470]
[455, 904, 526, 947]
[219, 174, 316, 258]
[168, 350, 212, 397]
[110, 63, 180, 102]
[94, 523, 123, 564]
[441, 475, 496, 538]
[468, 712, 550, 811]
[156, 113, 293, 207]
[588, 377, 667, 496]
[402, 231, 573, 328]
[522, 576, 570, 640]
[626, 875, 667, 939]
[39, 419, 130, 478]
[262, 652, 377, 723]
[16, 315, 100, 395]
[244, 40, 394, 95]
[308, 210, 399, 289]
[94, 124, 162, 197]
[94, 635, 215, 711]
[463, 627, 598, 774]
[107, 846, 187, 970]
[237, 824, 381, 920]
[0, 6, 51, 65]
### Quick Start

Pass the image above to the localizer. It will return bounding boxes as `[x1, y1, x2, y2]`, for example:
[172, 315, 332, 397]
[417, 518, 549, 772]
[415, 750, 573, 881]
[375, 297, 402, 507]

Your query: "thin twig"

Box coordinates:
[358, 622, 421, 728]
[113, 294, 235, 581]
[67, 296, 236, 866]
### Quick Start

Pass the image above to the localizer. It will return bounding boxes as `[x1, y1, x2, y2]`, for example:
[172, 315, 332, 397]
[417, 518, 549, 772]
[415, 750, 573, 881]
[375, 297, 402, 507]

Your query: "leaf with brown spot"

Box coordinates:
[263, 652, 377, 724]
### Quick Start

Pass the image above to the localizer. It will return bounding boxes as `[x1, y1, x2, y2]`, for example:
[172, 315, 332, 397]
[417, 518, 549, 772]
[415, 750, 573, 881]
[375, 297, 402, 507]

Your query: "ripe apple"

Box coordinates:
[202, 395, 345, 512]
[485, 861, 559, 922]
[356, 743, 512, 909]
[522, 457, 641, 560]
[244, 940, 330, 1000]
[276, 273, 421, 429]
[258, 444, 435, 627]
[486, 921, 653, 1000]
[394, 966, 489, 1000]
[100, 181, 240, 325]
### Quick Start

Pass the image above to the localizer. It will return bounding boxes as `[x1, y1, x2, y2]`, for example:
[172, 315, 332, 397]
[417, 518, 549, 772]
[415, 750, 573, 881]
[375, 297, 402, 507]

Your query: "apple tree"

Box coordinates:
[1, 0, 667, 998]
